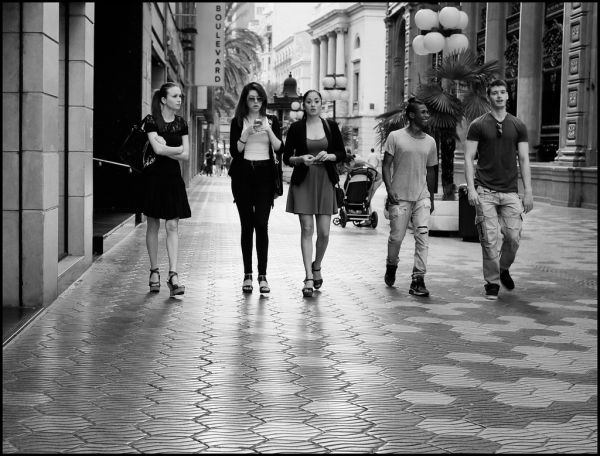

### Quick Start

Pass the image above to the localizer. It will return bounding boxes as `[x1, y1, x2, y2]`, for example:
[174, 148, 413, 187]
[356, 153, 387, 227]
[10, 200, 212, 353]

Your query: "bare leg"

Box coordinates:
[298, 215, 315, 280]
[165, 218, 180, 285]
[146, 216, 160, 282]
[313, 214, 331, 275]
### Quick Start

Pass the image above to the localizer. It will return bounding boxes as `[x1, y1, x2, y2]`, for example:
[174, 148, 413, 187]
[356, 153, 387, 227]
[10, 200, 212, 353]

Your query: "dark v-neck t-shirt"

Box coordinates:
[466, 112, 528, 193]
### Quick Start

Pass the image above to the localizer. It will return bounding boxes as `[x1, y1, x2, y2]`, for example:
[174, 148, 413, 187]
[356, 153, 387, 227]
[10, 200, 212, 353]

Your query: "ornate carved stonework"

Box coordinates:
[504, 35, 519, 79]
[567, 122, 576, 140]
[568, 89, 578, 107]
[542, 19, 563, 69]
[571, 23, 580, 42]
[569, 56, 579, 74]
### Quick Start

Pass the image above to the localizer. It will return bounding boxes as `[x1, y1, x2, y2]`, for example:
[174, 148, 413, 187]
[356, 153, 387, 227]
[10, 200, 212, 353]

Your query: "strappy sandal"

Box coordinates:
[242, 273, 253, 293]
[149, 268, 160, 292]
[312, 262, 323, 289]
[302, 278, 314, 298]
[166, 271, 185, 297]
[258, 275, 270, 293]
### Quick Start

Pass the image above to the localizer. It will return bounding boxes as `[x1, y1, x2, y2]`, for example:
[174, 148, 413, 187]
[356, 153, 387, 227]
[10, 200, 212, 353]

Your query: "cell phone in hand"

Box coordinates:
[254, 119, 262, 129]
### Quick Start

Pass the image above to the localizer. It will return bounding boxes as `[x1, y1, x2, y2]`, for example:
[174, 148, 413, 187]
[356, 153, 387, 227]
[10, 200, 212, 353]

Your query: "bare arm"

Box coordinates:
[147, 132, 183, 157]
[382, 151, 398, 203]
[464, 139, 480, 206]
[517, 141, 533, 213]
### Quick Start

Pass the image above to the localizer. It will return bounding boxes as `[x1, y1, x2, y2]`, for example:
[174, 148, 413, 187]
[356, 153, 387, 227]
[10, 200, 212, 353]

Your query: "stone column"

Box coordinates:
[319, 35, 328, 91]
[335, 27, 346, 76]
[311, 38, 320, 90]
[460, 2, 478, 55]
[327, 31, 336, 76]
[517, 2, 544, 161]
[556, 2, 596, 166]
[21, 3, 60, 306]
[484, 2, 505, 75]
[67, 3, 94, 264]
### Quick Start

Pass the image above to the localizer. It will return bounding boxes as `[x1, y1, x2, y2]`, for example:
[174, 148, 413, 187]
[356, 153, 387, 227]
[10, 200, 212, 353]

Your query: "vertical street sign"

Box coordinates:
[195, 2, 225, 86]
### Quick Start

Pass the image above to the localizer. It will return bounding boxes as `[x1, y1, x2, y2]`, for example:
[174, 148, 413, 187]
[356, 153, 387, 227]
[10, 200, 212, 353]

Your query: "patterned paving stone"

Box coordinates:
[2, 177, 596, 453]
[396, 391, 456, 405]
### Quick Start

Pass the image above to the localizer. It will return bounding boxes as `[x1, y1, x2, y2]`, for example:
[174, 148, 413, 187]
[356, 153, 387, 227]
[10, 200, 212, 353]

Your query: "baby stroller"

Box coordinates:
[333, 165, 379, 228]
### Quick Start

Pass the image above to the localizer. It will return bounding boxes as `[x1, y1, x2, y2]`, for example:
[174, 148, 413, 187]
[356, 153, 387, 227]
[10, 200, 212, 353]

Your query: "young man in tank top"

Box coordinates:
[382, 98, 438, 296]
[464, 79, 534, 300]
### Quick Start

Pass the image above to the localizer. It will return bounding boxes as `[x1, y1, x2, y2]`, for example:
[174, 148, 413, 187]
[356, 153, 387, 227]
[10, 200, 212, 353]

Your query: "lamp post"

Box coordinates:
[321, 73, 348, 121]
[412, 6, 469, 56]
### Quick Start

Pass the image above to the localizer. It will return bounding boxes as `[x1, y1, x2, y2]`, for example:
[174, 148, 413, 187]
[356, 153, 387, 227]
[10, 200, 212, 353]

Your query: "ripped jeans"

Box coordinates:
[386, 197, 431, 278]
[475, 186, 523, 284]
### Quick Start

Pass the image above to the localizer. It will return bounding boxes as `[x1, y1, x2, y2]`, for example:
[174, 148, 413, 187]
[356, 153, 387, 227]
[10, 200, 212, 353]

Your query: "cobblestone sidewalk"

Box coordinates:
[3, 175, 597, 453]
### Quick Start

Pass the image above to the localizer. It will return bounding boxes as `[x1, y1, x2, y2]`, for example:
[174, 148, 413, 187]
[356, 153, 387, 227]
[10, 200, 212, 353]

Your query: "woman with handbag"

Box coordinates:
[140, 82, 191, 297]
[283, 89, 346, 297]
[229, 82, 283, 294]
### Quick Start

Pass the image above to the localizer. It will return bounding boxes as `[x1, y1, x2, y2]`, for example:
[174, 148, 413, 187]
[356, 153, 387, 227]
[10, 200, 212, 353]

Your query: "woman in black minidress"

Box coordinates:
[140, 82, 191, 297]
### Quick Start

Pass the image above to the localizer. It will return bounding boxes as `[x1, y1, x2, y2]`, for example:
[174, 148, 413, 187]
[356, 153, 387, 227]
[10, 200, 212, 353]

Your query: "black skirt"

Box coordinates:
[139, 171, 191, 220]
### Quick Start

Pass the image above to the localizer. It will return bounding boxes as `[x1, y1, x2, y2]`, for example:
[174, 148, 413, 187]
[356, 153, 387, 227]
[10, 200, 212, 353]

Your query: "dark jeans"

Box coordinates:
[231, 160, 274, 275]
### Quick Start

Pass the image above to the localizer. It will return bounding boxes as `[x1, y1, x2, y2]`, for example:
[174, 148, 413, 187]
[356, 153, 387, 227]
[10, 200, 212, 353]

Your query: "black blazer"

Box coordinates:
[228, 114, 282, 179]
[282, 117, 346, 185]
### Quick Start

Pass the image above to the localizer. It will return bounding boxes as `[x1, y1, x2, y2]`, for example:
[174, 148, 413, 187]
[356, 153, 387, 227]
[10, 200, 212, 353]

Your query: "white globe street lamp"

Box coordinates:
[321, 73, 347, 121]
[412, 7, 470, 57]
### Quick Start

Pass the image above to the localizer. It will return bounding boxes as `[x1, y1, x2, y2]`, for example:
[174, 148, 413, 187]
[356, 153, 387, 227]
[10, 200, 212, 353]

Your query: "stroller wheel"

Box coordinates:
[339, 208, 347, 228]
[370, 211, 378, 228]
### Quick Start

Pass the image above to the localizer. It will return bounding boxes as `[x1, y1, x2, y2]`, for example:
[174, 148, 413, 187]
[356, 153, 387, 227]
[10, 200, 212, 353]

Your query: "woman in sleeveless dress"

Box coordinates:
[283, 90, 346, 297]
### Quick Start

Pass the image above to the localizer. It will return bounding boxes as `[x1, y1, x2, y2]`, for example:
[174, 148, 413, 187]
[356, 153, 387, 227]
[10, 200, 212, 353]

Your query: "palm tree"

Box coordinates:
[213, 3, 264, 116]
[375, 49, 500, 199]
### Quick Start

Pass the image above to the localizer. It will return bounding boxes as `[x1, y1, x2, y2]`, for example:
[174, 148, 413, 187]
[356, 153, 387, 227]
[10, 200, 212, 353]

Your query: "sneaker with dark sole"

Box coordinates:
[500, 269, 515, 290]
[384, 264, 397, 287]
[409, 276, 430, 297]
[485, 283, 500, 300]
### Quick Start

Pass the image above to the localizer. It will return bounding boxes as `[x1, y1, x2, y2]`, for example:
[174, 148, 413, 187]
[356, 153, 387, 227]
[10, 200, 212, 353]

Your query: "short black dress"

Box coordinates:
[139, 114, 192, 220]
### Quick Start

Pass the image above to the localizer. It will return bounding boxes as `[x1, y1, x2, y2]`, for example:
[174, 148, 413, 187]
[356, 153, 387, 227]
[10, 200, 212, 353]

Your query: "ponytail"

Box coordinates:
[151, 82, 178, 132]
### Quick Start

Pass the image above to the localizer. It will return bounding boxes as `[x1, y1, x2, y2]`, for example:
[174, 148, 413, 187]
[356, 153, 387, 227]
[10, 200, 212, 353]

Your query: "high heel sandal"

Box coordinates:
[312, 262, 323, 289]
[166, 271, 185, 297]
[258, 275, 270, 293]
[302, 278, 314, 298]
[149, 268, 160, 292]
[242, 273, 253, 293]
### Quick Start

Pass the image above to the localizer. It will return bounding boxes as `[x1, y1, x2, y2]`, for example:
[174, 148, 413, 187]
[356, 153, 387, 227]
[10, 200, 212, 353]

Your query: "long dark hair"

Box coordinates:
[234, 82, 268, 128]
[301, 89, 322, 120]
[151, 82, 179, 132]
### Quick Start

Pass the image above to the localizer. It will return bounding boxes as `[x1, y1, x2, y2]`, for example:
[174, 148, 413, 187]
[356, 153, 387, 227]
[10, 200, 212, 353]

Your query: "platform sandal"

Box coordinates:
[302, 278, 314, 298]
[312, 262, 323, 289]
[258, 275, 270, 293]
[242, 273, 253, 293]
[149, 268, 160, 293]
[166, 271, 185, 297]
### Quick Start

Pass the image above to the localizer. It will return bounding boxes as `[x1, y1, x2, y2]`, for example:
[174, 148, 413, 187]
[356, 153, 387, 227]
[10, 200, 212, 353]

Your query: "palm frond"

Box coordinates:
[373, 104, 407, 150]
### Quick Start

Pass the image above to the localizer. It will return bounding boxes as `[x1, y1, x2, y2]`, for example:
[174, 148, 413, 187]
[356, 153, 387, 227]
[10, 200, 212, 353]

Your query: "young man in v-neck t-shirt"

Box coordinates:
[464, 79, 534, 300]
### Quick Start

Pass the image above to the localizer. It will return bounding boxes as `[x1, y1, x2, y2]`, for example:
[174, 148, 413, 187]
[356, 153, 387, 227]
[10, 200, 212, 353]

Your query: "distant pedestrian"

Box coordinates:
[140, 82, 190, 297]
[367, 147, 381, 169]
[464, 79, 533, 300]
[283, 89, 346, 297]
[382, 97, 437, 296]
[214, 148, 225, 176]
[229, 82, 283, 294]
[205, 150, 213, 176]
[224, 152, 231, 175]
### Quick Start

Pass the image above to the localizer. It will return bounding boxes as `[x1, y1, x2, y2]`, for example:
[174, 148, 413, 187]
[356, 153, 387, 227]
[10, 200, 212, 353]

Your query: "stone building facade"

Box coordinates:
[307, 2, 388, 158]
[384, 2, 597, 208]
[2, 3, 208, 311]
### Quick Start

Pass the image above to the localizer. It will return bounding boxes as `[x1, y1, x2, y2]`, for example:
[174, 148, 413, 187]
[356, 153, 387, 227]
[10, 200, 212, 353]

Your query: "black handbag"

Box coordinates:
[335, 183, 345, 206]
[119, 116, 156, 173]
[273, 155, 283, 199]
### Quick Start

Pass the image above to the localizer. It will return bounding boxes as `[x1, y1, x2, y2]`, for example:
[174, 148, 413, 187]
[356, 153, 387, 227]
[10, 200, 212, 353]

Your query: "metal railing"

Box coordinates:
[93, 158, 133, 172]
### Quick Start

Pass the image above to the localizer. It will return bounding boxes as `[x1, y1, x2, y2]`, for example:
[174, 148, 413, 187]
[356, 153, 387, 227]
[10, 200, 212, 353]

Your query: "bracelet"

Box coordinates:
[238, 139, 246, 144]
